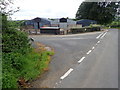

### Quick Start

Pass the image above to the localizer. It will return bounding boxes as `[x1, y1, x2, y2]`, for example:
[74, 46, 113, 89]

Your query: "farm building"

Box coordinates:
[51, 18, 77, 30]
[24, 17, 51, 29]
[40, 27, 61, 35]
[76, 19, 97, 27]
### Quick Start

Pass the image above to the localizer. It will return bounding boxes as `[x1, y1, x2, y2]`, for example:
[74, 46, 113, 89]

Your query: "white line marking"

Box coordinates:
[97, 41, 100, 44]
[53, 87, 55, 88]
[92, 47, 95, 50]
[78, 57, 85, 63]
[86, 50, 92, 55]
[96, 33, 104, 39]
[100, 32, 107, 39]
[55, 83, 58, 85]
[60, 68, 73, 80]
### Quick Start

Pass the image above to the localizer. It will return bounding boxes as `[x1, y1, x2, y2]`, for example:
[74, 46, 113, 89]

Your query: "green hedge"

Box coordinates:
[2, 50, 54, 88]
[70, 26, 101, 34]
[2, 14, 54, 88]
[106, 21, 120, 28]
[2, 29, 30, 54]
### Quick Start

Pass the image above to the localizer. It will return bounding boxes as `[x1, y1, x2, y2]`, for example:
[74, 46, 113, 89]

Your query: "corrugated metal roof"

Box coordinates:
[76, 19, 97, 26]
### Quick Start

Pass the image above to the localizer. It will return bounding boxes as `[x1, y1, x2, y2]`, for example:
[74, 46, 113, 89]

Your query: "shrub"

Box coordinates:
[71, 27, 85, 34]
[110, 21, 120, 28]
[2, 14, 31, 88]
[2, 53, 20, 88]
[2, 29, 30, 54]
[2, 14, 54, 88]
[2, 50, 54, 88]
[2, 71, 18, 88]
[70, 26, 101, 34]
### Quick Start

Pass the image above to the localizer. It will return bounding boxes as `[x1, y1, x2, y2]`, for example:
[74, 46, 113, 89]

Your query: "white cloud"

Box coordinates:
[11, 0, 84, 20]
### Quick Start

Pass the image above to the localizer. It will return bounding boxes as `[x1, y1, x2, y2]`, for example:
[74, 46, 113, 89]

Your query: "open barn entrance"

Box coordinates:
[37, 22, 40, 29]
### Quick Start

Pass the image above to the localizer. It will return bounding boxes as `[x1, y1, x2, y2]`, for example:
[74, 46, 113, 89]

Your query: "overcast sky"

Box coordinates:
[11, 0, 84, 20]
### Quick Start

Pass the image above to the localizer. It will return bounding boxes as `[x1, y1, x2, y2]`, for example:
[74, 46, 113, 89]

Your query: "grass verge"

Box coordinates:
[2, 43, 54, 88]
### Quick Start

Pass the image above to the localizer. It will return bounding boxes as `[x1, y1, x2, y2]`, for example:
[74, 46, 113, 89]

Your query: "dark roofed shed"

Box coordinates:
[76, 19, 97, 27]
[24, 17, 51, 29]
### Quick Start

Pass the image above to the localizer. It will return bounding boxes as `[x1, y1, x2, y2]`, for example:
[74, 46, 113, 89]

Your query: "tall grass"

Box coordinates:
[2, 49, 54, 88]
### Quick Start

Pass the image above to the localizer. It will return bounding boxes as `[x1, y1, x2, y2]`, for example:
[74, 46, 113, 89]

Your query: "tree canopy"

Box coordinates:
[0, 0, 19, 15]
[76, 1, 120, 24]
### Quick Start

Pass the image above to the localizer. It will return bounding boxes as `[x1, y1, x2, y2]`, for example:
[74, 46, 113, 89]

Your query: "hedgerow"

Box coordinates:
[70, 25, 101, 34]
[2, 14, 54, 88]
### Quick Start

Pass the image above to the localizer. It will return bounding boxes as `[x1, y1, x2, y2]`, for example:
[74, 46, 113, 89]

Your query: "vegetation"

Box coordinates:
[108, 21, 120, 28]
[2, 14, 54, 88]
[71, 25, 101, 34]
[76, 1, 120, 25]
[8, 20, 25, 30]
[103, 21, 120, 29]
[2, 49, 54, 88]
[1, 0, 54, 87]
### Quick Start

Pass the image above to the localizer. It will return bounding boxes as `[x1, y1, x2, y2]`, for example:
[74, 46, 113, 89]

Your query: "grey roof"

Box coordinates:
[76, 19, 97, 26]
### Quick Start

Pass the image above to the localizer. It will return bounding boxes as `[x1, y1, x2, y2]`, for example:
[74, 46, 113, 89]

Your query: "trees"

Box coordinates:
[1, 0, 20, 33]
[76, 1, 120, 24]
[0, 0, 19, 15]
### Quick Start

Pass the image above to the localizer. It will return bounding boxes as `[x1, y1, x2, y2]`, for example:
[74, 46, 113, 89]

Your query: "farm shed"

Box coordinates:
[76, 19, 97, 27]
[51, 18, 76, 30]
[24, 17, 51, 29]
[40, 27, 60, 35]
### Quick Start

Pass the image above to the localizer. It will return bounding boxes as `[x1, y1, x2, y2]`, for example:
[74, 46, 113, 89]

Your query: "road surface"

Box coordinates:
[30, 29, 118, 88]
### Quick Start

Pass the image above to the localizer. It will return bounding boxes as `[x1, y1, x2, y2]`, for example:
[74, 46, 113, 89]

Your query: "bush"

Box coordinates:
[2, 29, 30, 54]
[110, 21, 120, 28]
[70, 26, 101, 34]
[2, 53, 20, 88]
[2, 14, 32, 88]
[2, 49, 54, 88]
[2, 72, 18, 88]
[2, 14, 54, 88]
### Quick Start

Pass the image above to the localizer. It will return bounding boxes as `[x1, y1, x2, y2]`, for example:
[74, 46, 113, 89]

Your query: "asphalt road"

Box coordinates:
[30, 29, 118, 88]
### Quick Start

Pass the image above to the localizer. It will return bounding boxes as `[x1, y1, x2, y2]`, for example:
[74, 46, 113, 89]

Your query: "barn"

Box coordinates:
[76, 19, 97, 27]
[24, 17, 51, 29]
[40, 27, 60, 35]
[51, 18, 76, 30]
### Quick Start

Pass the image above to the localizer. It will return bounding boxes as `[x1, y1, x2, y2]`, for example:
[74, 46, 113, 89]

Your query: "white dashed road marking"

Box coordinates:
[97, 41, 100, 44]
[96, 32, 104, 39]
[100, 32, 107, 39]
[92, 47, 95, 50]
[60, 68, 73, 80]
[54, 31, 108, 87]
[78, 57, 85, 63]
[86, 50, 92, 55]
